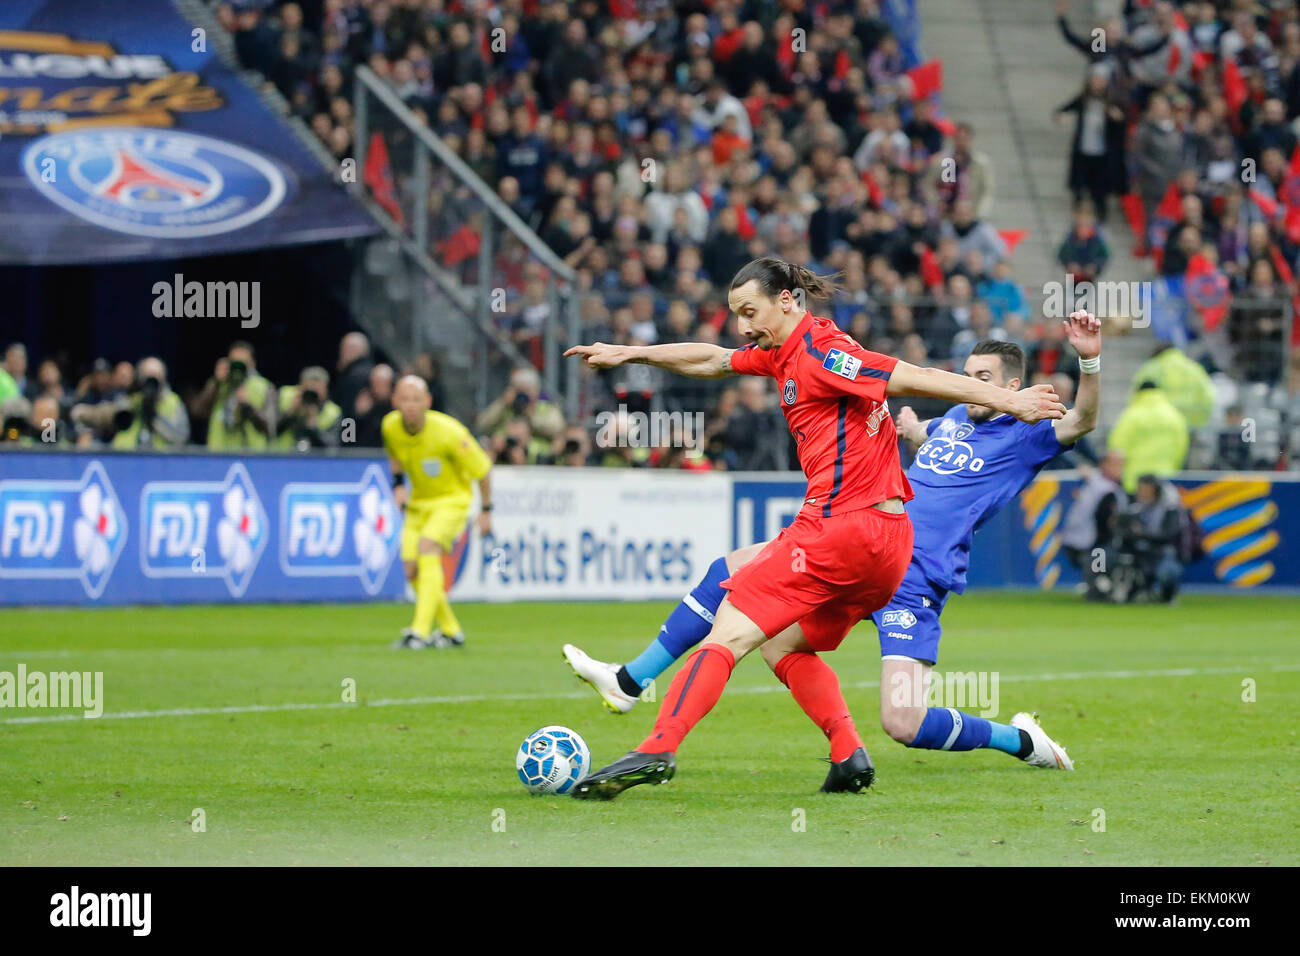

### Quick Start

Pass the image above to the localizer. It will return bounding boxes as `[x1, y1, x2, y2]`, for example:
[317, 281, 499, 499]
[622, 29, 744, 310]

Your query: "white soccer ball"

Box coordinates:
[515, 725, 591, 795]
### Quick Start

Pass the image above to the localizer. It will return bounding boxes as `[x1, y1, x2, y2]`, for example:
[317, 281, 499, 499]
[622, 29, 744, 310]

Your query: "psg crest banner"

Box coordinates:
[0, 0, 377, 264]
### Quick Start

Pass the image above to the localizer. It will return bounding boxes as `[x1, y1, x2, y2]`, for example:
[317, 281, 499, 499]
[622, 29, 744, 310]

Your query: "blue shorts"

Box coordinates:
[870, 561, 948, 665]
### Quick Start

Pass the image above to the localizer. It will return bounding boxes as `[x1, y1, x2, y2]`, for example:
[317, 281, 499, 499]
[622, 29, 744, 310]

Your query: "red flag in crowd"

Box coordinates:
[1249, 188, 1279, 220]
[1223, 59, 1247, 118]
[998, 229, 1029, 255]
[364, 131, 404, 227]
[919, 245, 944, 289]
[1155, 181, 1183, 221]
[905, 60, 943, 100]
[436, 223, 480, 267]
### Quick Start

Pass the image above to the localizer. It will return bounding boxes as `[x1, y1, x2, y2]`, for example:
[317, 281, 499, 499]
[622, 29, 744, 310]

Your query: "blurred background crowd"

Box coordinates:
[4, 0, 1298, 482]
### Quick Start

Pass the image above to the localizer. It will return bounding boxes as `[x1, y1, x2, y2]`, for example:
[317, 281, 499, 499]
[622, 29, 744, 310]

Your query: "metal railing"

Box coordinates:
[351, 67, 582, 424]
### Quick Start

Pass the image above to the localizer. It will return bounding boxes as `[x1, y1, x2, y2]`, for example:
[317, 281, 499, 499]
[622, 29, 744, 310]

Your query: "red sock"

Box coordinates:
[774, 651, 863, 763]
[637, 645, 736, 754]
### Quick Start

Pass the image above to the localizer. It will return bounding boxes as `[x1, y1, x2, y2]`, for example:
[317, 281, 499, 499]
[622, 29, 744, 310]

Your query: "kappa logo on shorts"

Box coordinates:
[783, 378, 797, 405]
[822, 349, 861, 381]
[881, 609, 917, 629]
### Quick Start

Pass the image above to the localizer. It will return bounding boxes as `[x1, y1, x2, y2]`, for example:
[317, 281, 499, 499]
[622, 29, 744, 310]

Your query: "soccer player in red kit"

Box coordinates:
[564, 257, 1065, 799]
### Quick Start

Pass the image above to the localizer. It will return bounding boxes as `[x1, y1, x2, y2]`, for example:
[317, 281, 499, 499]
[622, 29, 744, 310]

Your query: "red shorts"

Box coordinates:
[722, 506, 913, 652]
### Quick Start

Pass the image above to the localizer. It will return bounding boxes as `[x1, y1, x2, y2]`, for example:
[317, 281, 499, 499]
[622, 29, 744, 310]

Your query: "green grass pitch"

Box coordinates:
[1, 592, 1297, 866]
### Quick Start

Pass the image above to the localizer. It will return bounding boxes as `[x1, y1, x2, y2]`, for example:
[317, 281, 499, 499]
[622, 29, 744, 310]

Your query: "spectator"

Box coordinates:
[548, 424, 594, 467]
[333, 332, 373, 417]
[1130, 344, 1216, 428]
[191, 341, 277, 449]
[476, 366, 565, 443]
[721, 378, 787, 471]
[1056, 68, 1129, 219]
[1056, 1, 1171, 95]
[1107, 381, 1190, 492]
[977, 259, 1030, 324]
[922, 122, 995, 217]
[1214, 404, 1276, 470]
[277, 367, 343, 450]
[73, 358, 117, 406]
[1230, 258, 1287, 384]
[1061, 448, 1128, 599]
[1132, 94, 1184, 233]
[353, 363, 395, 447]
[2, 343, 29, 400]
[1057, 202, 1110, 283]
[939, 200, 1007, 268]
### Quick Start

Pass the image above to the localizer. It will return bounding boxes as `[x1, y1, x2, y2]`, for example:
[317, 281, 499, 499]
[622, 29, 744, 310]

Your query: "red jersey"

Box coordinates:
[729, 312, 912, 516]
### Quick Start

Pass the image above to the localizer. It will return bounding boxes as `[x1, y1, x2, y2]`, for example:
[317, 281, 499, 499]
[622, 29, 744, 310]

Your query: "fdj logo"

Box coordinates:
[140, 464, 266, 596]
[881, 609, 917, 629]
[279, 464, 399, 594]
[0, 462, 125, 598]
[915, 419, 985, 476]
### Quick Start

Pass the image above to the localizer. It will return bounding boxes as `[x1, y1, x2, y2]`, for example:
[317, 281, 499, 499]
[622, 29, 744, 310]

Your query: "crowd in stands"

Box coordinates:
[1051, 0, 1300, 472]
[8, 2, 1297, 472]
[201, 0, 1098, 460]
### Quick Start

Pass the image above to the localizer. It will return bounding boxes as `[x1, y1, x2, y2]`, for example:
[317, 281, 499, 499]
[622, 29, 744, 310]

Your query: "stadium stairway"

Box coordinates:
[917, 0, 1156, 435]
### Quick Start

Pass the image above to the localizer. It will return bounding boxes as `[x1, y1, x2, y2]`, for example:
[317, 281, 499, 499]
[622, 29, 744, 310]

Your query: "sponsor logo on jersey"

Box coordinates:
[783, 378, 797, 405]
[822, 348, 861, 380]
[279, 464, 400, 594]
[865, 403, 891, 436]
[0, 461, 125, 598]
[140, 464, 266, 596]
[23, 128, 287, 239]
[882, 608, 917, 629]
[916, 417, 986, 476]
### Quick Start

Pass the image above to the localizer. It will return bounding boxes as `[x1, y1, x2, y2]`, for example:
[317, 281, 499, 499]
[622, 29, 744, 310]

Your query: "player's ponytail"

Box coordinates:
[730, 257, 841, 303]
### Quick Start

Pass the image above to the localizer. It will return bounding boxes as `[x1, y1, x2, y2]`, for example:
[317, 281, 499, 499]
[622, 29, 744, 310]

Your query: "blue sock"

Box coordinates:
[623, 556, 729, 689]
[908, 707, 995, 751]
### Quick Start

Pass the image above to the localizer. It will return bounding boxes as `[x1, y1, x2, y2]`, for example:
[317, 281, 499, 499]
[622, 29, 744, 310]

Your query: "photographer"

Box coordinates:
[1061, 449, 1126, 600]
[475, 366, 565, 444]
[2, 395, 70, 446]
[542, 424, 594, 466]
[72, 357, 189, 450]
[276, 367, 343, 450]
[191, 342, 276, 449]
[1109, 473, 1187, 604]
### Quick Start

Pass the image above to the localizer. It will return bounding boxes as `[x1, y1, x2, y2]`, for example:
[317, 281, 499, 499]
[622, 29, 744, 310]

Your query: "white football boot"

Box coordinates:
[1011, 712, 1075, 770]
[563, 643, 638, 714]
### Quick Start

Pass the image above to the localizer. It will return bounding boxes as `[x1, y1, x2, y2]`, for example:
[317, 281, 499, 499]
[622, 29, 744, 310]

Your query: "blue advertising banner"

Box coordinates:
[0, 0, 376, 264]
[733, 472, 1300, 591]
[0, 452, 405, 605]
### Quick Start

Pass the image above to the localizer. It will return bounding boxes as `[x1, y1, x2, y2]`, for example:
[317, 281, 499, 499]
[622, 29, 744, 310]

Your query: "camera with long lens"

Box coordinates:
[2, 415, 34, 442]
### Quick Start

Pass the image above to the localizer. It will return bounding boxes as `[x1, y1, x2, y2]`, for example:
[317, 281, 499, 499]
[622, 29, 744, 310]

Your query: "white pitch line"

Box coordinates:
[2, 663, 1297, 726]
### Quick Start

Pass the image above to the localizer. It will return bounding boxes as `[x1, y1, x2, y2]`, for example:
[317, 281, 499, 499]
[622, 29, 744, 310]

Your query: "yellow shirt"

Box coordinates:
[382, 409, 491, 505]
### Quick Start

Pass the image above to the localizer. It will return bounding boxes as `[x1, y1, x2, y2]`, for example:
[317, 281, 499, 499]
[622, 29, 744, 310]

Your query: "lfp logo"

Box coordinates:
[140, 464, 267, 596]
[0, 461, 126, 598]
[279, 465, 400, 594]
[22, 128, 287, 239]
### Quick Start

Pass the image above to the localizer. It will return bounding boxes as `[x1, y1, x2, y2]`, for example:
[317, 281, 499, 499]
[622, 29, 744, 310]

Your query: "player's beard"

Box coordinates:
[966, 403, 997, 422]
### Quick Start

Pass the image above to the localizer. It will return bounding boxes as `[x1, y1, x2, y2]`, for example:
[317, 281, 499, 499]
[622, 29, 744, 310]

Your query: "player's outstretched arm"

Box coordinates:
[564, 342, 737, 379]
[887, 363, 1066, 424]
[1054, 309, 1101, 445]
[894, 405, 931, 447]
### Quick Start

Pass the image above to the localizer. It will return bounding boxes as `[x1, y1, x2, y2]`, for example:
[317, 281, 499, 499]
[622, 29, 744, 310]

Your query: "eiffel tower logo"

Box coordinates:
[97, 149, 208, 204]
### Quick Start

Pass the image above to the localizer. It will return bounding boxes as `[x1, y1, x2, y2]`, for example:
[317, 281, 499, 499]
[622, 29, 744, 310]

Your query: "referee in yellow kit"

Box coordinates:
[382, 375, 492, 648]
